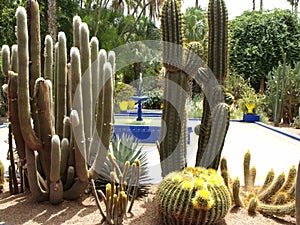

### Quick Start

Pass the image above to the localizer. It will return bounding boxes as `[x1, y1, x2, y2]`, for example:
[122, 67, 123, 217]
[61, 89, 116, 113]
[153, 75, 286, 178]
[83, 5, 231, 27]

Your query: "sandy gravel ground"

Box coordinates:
[0, 123, 299, 225]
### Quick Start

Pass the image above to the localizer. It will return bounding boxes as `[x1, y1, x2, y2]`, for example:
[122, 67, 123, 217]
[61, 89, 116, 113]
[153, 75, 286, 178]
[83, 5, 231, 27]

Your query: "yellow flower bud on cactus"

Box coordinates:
[157, 167, 231, 225]
[192, 189, 215, 210]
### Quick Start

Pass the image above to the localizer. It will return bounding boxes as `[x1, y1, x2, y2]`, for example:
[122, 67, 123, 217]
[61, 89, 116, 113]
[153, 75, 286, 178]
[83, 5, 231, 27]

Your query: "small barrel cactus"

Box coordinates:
[156, 167, 231, 225]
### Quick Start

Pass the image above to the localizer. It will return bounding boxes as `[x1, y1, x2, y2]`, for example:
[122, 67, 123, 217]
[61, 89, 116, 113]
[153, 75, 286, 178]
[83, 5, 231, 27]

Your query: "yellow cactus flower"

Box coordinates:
[192, 189, 214, 210]
[182, 180, 193, 190]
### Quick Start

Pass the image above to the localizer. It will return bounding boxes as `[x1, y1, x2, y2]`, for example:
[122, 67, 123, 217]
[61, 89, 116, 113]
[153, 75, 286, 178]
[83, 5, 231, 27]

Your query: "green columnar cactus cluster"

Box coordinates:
[195, 0, 230, 170]
[222, 151, 296, 217]
[156, 167, 231, 225]
[2, 1, 115, 204]
[159, 0, 188, 177]
[159, 0, 230, 174]
[91, 154, 141, 225]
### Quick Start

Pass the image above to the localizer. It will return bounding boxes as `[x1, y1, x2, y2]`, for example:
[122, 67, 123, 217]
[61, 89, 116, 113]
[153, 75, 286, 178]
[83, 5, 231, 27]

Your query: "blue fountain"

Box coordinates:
[130, 73, 149, 121]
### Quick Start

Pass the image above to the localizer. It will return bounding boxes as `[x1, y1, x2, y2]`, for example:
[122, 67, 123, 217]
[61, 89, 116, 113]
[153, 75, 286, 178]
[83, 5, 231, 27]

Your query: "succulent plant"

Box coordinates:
[94, 134, 150, 197]
[91, 154, 141, 225]
[156, 167, 231, 225]
[2, 1, 115, 204]
[223, 151, 296, 217]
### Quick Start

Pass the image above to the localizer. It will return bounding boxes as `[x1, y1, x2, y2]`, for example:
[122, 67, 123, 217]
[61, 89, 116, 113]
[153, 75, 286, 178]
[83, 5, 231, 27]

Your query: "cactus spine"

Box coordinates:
[159, 0, 188, 177]
[156, 167, 231, 225]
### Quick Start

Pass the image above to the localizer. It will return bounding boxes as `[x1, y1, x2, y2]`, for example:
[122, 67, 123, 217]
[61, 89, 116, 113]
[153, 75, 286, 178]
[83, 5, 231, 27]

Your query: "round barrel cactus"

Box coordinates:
[156, 167, 231, 225]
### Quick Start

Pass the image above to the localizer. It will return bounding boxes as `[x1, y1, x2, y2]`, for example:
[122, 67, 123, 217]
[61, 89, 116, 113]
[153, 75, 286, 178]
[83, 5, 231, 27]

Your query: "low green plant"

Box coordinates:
[94, 134, 150, 197]
[143, 88, 162, 109]
[291, 115, 300, 129]
[91, 154, 141, 225]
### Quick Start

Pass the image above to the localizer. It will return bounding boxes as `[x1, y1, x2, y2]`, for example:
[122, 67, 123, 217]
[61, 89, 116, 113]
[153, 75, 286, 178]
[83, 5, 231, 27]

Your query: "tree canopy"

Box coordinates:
[230, 9, 300, 91]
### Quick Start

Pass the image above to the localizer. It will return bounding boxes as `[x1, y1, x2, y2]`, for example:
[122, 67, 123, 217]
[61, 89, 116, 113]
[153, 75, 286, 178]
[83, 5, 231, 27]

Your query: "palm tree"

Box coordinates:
[253, 0, 255, 10]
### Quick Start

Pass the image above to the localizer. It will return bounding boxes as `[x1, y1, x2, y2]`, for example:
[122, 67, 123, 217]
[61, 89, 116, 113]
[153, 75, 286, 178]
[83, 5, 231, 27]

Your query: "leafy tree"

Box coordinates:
[230, 9, 300, 91]
[0, 1, 26, 47]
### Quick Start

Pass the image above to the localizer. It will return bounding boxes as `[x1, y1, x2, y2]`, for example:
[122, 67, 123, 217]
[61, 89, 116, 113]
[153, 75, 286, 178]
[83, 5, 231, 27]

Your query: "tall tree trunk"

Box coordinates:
[253, 0, 255, 10]
[195, 0, 199, 7]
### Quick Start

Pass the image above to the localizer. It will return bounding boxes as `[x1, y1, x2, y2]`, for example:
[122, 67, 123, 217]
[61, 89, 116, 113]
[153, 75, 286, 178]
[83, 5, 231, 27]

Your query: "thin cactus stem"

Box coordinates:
[1, 45, 10, 82]
[159, 0, 188, 177]
[16, 6, 42, 151]
[44, 35, 53, 81]
[11, 45, 18, 73]
[80, 23, 93, 150]
[8, 72, 25, 162]
[56, 32, 67, 138]
[35, 78, 55, 189]
[73, 16, 81, 48]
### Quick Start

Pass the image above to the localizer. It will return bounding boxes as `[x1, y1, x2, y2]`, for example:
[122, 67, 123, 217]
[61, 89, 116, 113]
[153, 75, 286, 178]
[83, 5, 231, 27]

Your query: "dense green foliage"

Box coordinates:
[230, 9, 300, 91]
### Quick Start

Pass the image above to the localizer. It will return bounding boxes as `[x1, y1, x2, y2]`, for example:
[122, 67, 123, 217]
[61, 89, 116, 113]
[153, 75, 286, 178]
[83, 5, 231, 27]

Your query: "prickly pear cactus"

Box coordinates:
[156, 167, 231, 225]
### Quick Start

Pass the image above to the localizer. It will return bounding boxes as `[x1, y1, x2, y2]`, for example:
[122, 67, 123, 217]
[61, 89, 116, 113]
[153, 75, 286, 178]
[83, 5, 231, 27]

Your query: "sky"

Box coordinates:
[181, 0, 292, 19]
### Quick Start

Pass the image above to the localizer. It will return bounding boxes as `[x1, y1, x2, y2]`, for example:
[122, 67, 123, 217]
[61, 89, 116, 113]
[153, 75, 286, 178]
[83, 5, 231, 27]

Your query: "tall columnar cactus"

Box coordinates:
[156, 167, 231, 225]
[273, 56, 286, 126]
[195, 0, 230, 170]
[159, 0, 189, 177]
[4, 2, 115, 204]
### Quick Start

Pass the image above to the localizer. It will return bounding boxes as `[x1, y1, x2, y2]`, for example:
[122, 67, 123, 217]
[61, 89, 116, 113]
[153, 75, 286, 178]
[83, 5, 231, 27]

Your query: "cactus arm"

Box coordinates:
[49, 135, 63, 204]
[11, 45, 18, 73]
[25, 146, 48, 201]
[56, 32, 67, 138]
[70, 47, 89, 182]
[8, 72, 26, 162]
[159, 0, 188, 177]
[44, 35, 53, 81]
[232, 178, 244, 207]
[1, 45, 10, 82]
[257, 201, 295, 216]
[60, 138, 70, 178]
[16, 6, 42, 151]
[89, 62, 114, 179]
[258, 172, 286, 202]
[80, 23, 93, 150]
[199, 103, 230, 169]
[63, 166, 75, 190]
[35, 78, 55, 190]
[73, 16, 82, 48]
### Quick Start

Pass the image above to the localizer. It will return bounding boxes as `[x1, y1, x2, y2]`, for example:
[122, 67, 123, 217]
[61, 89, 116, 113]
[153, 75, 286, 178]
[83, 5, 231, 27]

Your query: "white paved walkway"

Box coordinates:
[0, 122, 299, 186]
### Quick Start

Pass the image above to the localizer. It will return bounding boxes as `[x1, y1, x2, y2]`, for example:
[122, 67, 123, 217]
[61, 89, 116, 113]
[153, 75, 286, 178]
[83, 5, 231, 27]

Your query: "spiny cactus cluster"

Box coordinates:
[156, 167, 231, 225]
[1, 0, 114, 204]
[159, 0, 230, 177]
[221, 150, 296, 217]
[91, 153, 140, 225]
